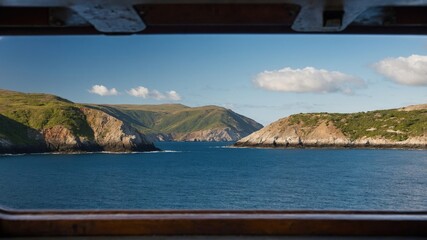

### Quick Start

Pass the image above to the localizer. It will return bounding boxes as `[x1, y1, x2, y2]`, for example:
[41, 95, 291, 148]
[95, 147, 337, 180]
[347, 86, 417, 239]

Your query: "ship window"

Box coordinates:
[1, 1, 427, 237]
[0, 34, 426, 212]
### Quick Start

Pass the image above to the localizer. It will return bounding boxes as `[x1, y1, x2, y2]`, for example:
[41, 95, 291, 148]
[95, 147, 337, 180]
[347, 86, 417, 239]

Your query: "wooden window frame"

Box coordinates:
[1, 1, 427, 238]
[1, 208, 427, 237]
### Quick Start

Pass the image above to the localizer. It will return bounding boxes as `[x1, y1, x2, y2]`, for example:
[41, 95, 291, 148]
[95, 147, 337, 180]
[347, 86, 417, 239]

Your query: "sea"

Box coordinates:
[0, 142, 426, 210]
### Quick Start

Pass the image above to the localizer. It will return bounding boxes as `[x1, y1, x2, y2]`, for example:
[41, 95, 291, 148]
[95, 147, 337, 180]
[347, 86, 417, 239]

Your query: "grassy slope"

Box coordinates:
[0, 89, 93, 143]
[2, 89, 424, 143]
[288, 108, 427, 141]
[87, 104, 263, 135]
[0, 89, 261, 146]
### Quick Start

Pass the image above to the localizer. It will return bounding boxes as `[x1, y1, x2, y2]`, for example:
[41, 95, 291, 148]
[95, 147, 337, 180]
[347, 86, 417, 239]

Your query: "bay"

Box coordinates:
[0, 142, 426, 210]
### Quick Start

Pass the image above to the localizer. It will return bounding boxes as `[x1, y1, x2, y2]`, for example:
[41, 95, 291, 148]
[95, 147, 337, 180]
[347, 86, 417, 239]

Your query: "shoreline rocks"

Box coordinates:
[235, 114, 427, 149]
[0, 107, 159, 154]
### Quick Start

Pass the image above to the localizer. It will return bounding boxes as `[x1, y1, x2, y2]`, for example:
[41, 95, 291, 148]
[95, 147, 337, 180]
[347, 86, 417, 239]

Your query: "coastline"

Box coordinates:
[0, 144, 161, 156]
[0, 149, 168, 156]
[233, 142, 427, 150]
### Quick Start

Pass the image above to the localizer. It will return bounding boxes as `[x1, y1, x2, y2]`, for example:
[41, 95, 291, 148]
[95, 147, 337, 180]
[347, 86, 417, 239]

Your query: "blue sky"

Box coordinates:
[0, 35, 426, 125]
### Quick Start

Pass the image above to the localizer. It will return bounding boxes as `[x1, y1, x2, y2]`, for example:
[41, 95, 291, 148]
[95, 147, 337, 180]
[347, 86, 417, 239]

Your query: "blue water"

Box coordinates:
[0, 142, 426, 210]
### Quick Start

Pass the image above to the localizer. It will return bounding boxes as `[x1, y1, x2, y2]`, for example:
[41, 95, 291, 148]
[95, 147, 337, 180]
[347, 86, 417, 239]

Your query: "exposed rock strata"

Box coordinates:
[42, 125, 93, 151]
[80, 108, 157, 151]
[87, 104, 263, 142]
[236, 118, 427, 149]
[0, 107, 158, 154]
[145, 127, 252, 142]
[173, 127, 242, 141]
[145, 133, 174, 142]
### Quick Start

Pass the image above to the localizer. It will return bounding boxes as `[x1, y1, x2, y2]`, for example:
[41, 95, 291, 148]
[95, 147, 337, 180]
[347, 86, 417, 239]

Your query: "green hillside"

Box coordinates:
[87, 104, 263, 136]
[0, 89, 93, 142]
[288, 107, 427, 141]
[0, 89, 263, 146]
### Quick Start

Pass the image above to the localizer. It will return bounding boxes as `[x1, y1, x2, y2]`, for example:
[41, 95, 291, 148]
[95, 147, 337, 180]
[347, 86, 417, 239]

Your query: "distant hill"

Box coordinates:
[0, 89, 262, 153]
[87, 104, 263, 141]
[236, 105, 427, 149]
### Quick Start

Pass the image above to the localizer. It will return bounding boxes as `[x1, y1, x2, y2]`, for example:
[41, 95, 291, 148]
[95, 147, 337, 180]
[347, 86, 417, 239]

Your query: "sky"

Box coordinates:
[0, 34, 426, 125]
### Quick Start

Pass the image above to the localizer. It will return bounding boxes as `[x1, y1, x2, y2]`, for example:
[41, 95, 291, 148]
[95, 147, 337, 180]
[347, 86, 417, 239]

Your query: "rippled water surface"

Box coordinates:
[0, 142, 426, 210]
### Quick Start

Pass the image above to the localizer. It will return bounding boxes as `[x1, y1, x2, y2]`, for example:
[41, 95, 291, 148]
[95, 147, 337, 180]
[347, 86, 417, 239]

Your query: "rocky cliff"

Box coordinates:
[39, 107, 157, 152]
[171, 127, 244, 141]
[0, 107, 158, 154]
[145, 127, 254, 142]
[236, 105, 427, 149]
[80, 107, 156, 151]
[0, 88, 264, 153]
[0, 89, 158, 153]
[88, 104, 263, 142]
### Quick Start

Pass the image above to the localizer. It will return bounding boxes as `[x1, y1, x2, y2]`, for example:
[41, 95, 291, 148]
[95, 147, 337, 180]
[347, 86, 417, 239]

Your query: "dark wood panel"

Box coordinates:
[0, 7, 50, 26]
[1, 209, 427, 237]
[136, 4, 300, 25]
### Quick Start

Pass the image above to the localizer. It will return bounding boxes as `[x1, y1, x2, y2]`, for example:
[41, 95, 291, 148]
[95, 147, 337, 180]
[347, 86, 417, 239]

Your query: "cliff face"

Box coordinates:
[42, 125, 92, 151]
[0, 89, 158, 153]
[236, 106, 427, 149]
[145, 127, 251, 142]
[80, 108, 157, 151]
[1, 89, 264, 154]
[89, 104, 263, 142]
[39, 107, 158, 152]
[171, 127, 243, 141]
[236, 118, 349, 147]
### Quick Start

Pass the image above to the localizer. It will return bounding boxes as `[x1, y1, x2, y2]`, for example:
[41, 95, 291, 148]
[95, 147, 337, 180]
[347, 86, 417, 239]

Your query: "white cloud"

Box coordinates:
[373, 54, 427, 86]
[254, 67, 365, 94]
[165, 90, 181, 101]
[127, 86, 181, 101]
[127, 86, 149, 98]
[89, 85, 119, 96]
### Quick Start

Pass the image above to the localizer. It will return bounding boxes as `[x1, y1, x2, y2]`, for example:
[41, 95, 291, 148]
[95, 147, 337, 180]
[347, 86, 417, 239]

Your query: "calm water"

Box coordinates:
[0, 142, 426, 210]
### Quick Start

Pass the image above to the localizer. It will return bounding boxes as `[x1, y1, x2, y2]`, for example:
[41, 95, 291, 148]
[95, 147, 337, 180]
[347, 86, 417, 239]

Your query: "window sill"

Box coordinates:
[1, 208, 426, 237]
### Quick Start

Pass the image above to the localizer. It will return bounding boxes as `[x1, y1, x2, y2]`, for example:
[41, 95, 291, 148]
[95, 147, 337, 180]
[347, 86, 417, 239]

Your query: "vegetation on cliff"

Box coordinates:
[236, 105, 427, 148]
[0, 89, 262, 153]
[288, 108, 426, 141]
[87, 104, 263, 141]
[0, 89, 157, 153]
[0, 89, 93, 139]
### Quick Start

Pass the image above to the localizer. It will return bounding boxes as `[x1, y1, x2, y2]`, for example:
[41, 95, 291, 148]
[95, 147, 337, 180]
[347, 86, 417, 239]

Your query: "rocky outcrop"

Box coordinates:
[236, 118, 347, 147]
[0, 107, 158, 154]
[81, 108, 157, 151]
[173, 127, 243, 141]
[145, 133, 174, 142]
[0, 89, 258, 152]
[145, 127, 252, 142]
[42, 125, 96, 151]
[88, 104, 263, 142]
[235, 117, 427, 149]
